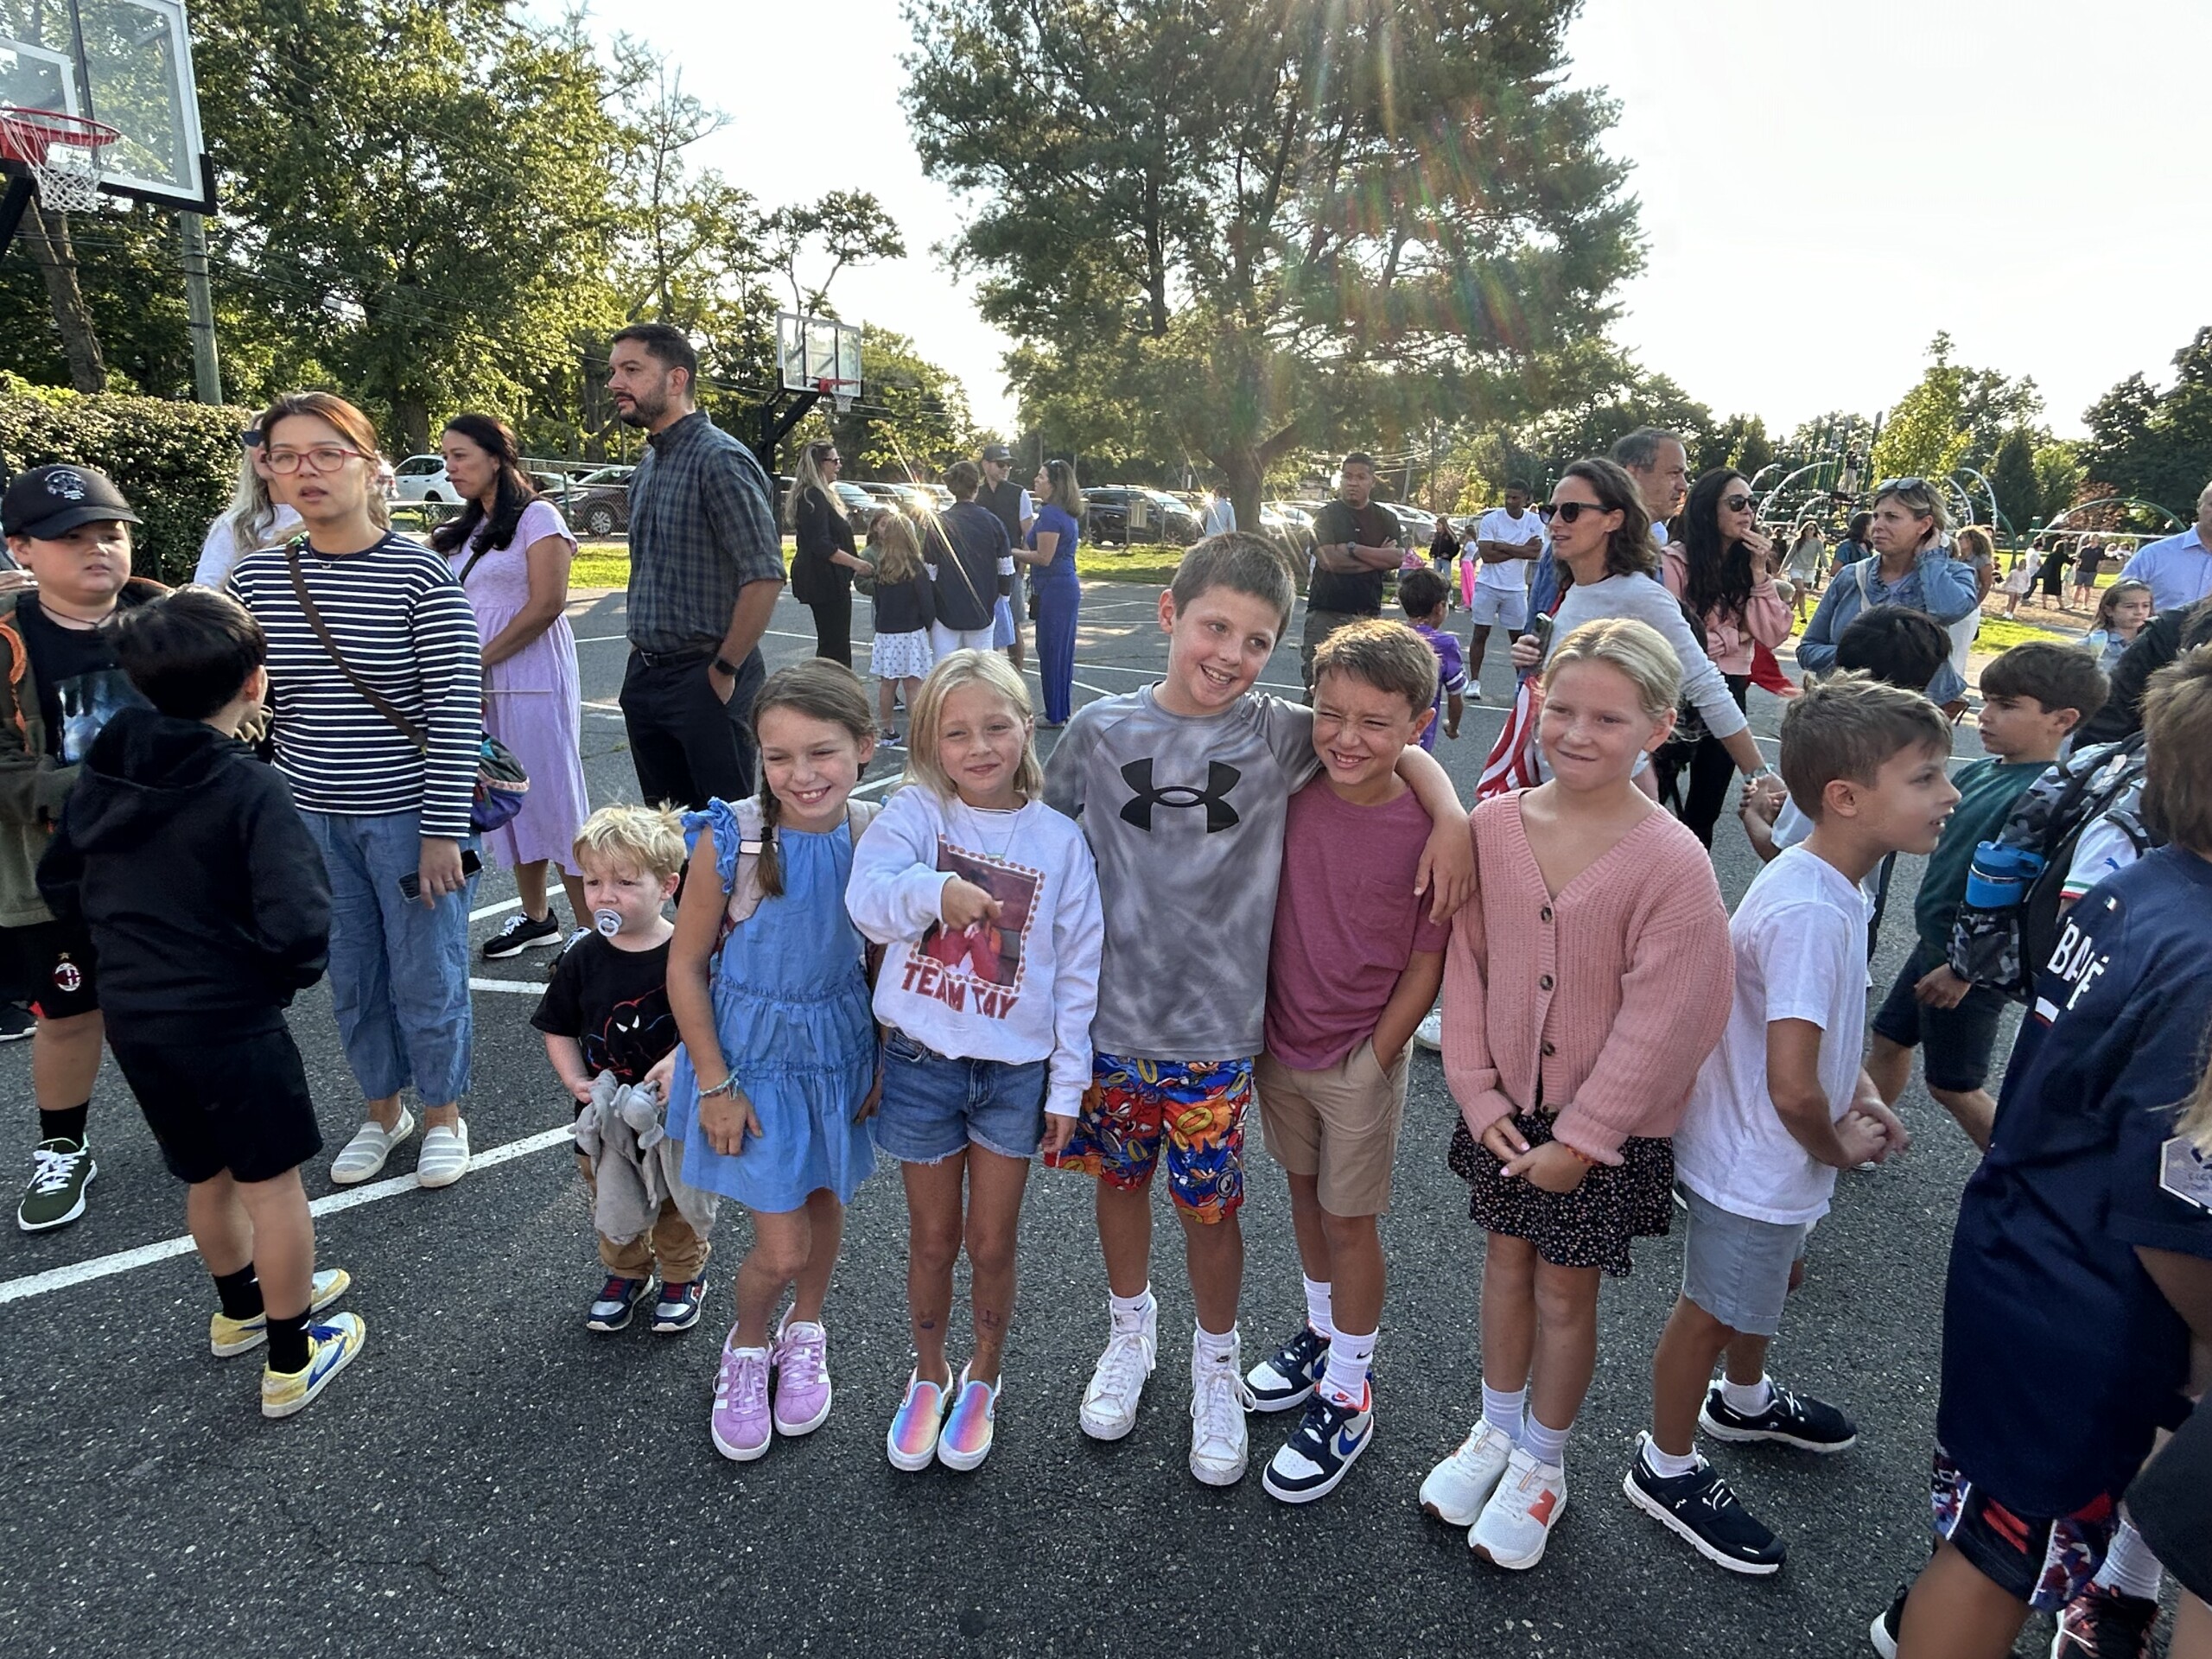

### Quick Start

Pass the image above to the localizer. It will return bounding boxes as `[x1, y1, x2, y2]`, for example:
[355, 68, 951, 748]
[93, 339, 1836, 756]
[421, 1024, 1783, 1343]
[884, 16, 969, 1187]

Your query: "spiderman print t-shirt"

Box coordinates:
[531, 934, 678, 1087]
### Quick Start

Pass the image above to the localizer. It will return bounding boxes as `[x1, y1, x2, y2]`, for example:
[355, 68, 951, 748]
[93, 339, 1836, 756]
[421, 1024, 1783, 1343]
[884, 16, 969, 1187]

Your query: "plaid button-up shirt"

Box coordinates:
[625, 410, 786, 653]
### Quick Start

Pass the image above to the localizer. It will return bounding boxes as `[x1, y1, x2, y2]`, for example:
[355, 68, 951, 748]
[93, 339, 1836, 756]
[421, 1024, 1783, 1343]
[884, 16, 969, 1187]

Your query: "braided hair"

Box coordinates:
[747, 658, 876, 899]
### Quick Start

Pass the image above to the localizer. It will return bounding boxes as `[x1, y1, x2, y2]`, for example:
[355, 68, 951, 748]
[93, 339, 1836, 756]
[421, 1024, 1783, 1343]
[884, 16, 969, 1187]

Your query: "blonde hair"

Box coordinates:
[901, 650, 1046, 803]
[221, 443, 289, 558]
[1540, 616, 1681, 721]
[1874, 477, 1952, 538]
[874, 511, 925, 586]
[572, 804, 687, 882]
[787, 439, 837, 531]
[748, 659, 875, 899]
[1954, 525, 1994, 563]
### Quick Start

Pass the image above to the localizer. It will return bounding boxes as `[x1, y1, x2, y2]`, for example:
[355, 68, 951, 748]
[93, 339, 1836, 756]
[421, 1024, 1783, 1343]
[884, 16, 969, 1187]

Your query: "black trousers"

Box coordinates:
[806, 586, 853, 668]
[619, 646, 766, 810]
[1656, 672, 1750, 848]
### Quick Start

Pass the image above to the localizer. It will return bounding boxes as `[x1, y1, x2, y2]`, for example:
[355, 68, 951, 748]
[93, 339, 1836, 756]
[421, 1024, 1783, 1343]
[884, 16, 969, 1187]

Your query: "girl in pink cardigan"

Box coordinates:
[1656, 469, 1794, 847]
[1419, 615, 1732, 1573]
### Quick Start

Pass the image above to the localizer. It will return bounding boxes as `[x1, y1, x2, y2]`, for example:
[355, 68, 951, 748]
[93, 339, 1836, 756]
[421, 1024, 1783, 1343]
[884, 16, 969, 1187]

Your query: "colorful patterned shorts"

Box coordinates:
[1929, 1444, 2116, 1612]
[1043, 1052, 1250, 1223]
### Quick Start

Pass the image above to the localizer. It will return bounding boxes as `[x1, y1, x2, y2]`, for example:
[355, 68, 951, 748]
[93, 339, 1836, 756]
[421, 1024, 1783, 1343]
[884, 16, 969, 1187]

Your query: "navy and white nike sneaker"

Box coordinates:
[1262, 1384, 1374, 1504]
[1245, 1324, 1330, 1413]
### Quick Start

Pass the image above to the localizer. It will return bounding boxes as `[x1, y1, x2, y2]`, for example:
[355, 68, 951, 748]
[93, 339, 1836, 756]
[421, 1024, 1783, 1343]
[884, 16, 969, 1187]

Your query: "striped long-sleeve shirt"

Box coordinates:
[228, 533, 480, 838]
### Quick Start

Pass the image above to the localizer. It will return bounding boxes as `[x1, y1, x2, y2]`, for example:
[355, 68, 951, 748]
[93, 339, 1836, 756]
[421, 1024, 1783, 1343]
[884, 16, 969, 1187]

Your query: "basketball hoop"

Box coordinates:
[817, 376, 860, 416]
[0, 107, 119, 214]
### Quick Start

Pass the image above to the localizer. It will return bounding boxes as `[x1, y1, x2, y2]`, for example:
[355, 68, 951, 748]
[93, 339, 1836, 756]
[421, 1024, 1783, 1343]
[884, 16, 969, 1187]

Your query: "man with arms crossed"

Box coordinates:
[1465, 480, 1543, 701]
[1300, 454, 1402, 696]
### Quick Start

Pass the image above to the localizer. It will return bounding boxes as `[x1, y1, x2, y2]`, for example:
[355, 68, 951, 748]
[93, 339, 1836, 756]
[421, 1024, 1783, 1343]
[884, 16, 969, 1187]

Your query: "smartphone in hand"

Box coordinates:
[396, 848, 482, 901]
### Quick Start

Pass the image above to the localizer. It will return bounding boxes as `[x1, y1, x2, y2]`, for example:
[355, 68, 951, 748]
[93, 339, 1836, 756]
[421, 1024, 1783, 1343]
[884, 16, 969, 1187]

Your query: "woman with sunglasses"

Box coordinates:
[1795, 478, 1980, 706]
[1510, 459, 1779, 805]
[226, 392, 482, 1192]
[1656, 471, 1793, 845]
[786, 440, 870, 667]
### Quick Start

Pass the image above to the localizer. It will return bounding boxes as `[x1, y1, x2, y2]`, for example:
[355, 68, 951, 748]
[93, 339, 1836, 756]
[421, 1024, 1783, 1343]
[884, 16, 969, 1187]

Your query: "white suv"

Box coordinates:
[391, 454, 454, 502]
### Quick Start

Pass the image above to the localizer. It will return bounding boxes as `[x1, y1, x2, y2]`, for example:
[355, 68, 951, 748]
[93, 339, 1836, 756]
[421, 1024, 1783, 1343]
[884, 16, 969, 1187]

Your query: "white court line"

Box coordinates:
[468, 976, 545, 995]
[0, 1128, 575, 1307]
[470, 898, 520, 921]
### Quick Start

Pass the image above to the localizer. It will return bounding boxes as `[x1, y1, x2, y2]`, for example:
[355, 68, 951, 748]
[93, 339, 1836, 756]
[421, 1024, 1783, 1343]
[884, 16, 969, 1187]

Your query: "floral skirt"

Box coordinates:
[1448, 1110, 1673, 1278]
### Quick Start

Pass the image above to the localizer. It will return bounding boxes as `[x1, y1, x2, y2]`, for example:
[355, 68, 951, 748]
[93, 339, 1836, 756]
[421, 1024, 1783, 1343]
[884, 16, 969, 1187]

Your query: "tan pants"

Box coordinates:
[578, 1154, 711, 1283]
[1255, 1042, 1409, 1216]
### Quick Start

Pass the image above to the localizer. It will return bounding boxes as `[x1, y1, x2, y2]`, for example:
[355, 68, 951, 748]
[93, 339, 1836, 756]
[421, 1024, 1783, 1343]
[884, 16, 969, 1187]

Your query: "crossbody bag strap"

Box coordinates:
[283, 542, 429, 754]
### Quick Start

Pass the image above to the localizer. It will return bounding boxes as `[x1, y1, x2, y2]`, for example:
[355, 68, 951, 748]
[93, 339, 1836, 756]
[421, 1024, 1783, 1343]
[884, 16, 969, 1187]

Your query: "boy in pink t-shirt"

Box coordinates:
[1247, 620, 1451, 1504]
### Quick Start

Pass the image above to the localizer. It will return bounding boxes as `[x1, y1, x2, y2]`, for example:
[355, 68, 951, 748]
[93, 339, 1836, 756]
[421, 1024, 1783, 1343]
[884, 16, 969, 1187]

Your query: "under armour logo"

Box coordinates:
[1118, 759, 1242, 832]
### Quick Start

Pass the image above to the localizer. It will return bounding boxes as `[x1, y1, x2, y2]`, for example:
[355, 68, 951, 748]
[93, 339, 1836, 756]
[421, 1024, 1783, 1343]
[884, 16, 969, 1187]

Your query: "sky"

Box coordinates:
[580, 0, 2212, 440]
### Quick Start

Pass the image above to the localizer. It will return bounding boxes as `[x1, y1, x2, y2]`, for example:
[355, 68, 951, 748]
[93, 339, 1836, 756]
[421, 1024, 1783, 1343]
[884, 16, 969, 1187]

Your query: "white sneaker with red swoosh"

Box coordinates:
[1470, 1446, 1568, 1570]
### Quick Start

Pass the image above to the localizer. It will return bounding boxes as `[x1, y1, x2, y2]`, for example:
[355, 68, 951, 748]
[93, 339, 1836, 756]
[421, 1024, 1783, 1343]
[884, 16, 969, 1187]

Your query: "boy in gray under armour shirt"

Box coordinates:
[1043, 531, 1471, 1487]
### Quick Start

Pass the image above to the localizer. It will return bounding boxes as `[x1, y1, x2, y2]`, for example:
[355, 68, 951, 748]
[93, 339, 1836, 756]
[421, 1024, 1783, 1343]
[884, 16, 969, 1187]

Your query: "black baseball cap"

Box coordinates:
[980, 443, 1014, 463]
[2, 465, 141, 540]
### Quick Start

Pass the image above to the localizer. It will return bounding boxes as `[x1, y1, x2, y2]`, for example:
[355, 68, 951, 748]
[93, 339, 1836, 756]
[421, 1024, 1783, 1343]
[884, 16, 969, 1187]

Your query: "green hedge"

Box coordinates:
[0, 378, 246, 585]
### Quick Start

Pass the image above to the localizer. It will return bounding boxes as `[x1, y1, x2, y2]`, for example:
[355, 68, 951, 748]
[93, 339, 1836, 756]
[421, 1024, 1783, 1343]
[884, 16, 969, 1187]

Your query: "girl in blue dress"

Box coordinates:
[666, 661, 882, 1463]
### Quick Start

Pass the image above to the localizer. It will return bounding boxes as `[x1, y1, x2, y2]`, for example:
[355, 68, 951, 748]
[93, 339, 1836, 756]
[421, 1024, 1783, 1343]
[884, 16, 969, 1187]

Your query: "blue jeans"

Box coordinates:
[302, 809, 476, 1105]
[874, 1028, 1048, 1162]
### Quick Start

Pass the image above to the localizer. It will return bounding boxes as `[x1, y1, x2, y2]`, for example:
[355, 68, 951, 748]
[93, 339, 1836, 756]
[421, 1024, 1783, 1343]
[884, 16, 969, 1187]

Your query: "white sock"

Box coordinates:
[1321, 1325, 1374, 1406]
[1109, 1287, 1154, 1331]
[1720, 1373, 1773, 1417]
[2093, 1519, 2164, 1601]
[1193, 1321, 1238, 1368]
[1481, 1382, 1527, 1443]
[1302, 1274, 1333, 1337]
[1521, 1411, 1570, 1470]
[1640, 1435, 1700, 1480]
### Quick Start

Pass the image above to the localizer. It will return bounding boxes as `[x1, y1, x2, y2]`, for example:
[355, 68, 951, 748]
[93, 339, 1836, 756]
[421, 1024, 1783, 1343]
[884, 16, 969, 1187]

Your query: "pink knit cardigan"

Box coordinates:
[1661, 544, 1793, 675]
[1441, 792, 1732, 1162]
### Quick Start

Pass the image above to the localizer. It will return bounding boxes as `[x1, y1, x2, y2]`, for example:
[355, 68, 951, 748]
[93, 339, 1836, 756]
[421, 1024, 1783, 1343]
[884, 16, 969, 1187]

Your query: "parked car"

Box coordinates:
[568, 465, 635, 537]
[391, 453, 453, 502]
[831, 480, 880, 534]
[1083, 486, 1201, 548]
[856, 482, 906, 511]
[1260, 500, 1316, 560]
[1376, 502, 1434, 550]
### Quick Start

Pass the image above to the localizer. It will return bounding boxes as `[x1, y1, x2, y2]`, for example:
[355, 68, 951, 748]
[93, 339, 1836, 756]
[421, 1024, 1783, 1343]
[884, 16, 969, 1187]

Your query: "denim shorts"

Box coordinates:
[1680, 1186, 1810, 1338]
[874, 1028, 1049, 1163]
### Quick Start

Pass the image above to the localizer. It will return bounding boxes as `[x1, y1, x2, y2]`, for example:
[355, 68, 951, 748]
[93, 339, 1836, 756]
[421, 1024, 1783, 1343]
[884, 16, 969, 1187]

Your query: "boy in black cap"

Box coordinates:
[0, 464, 162, 1232]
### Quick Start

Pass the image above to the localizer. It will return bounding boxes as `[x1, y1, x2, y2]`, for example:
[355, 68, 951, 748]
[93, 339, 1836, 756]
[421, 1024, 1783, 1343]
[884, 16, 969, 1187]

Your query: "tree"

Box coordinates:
[903, 0, 1643, 531]
[2034, 441, 2084, 527]
[1986, 428, 2042, 534]
[2079, 327, 2212, 521]
[761, 192, 907, 319]
[1699, 413, 1773, 480]
[1870, 343, 1971, 491]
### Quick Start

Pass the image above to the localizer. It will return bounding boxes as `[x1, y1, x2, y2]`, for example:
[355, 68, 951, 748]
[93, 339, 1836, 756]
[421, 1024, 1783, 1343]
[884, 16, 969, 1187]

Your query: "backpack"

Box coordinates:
[1950, 736, 2153, 999]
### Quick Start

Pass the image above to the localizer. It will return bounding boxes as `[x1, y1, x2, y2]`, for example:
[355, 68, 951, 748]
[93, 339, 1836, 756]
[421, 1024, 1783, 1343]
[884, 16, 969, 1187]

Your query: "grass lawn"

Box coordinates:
[569, 537, 1188, 593]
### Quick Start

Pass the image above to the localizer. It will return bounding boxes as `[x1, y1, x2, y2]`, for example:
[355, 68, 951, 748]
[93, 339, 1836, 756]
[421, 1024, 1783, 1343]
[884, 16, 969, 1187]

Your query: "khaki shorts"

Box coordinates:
[1255, 1041, 1409, 1217]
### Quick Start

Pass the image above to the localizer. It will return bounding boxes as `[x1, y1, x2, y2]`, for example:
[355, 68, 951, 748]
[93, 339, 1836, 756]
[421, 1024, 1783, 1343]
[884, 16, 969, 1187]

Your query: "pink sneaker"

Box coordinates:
[772, 1314, 833, 1436]
[709, 1330, 772, 1461]
[887, 1370, 950, 1471]
[937, 1365, 1000, 1472]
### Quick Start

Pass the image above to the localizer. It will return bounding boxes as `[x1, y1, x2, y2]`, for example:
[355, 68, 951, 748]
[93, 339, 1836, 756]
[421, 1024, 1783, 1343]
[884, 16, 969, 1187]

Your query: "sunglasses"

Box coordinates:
[1722, 493, 1753, 512]
[1538, 500, 1606, 524]
[1878, 477, 1928, 493]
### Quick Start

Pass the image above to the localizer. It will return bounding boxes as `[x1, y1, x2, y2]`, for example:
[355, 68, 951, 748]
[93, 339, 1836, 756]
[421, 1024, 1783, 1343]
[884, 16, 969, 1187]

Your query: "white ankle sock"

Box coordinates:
[1193, 1321, 1238, 1367]
[1109, 1287, 1154, 1330]
[2093, 1519, 2164, 1600]
[1481, 1382, 1527, 1443]
[1640, 1435, 1700, 1480]
[1521, 1412, 1570, 1470]
[1302, 1274, 1333, 1337]
[1720, 1373, 1773, 1416]
[1321, 1325, 1374, 1405]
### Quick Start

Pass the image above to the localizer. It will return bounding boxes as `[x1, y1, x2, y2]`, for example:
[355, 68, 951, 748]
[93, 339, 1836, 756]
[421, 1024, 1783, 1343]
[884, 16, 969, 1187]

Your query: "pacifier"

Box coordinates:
[594, 907, 624, 938]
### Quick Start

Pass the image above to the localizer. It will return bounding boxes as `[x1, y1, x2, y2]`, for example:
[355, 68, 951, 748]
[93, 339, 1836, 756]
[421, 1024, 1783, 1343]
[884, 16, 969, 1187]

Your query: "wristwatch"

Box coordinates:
[712, 656, 740, 677]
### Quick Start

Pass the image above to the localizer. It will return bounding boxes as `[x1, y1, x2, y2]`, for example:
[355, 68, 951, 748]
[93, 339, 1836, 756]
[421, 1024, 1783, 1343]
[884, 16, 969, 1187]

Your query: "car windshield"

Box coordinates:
[576, 467, 631, 486]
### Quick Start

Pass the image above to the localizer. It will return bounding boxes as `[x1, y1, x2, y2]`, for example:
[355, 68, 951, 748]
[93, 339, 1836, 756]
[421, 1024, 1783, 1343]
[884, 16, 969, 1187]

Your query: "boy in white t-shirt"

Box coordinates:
[1463, 481, 1544, 698]
[1625, 674, 1956, 1574]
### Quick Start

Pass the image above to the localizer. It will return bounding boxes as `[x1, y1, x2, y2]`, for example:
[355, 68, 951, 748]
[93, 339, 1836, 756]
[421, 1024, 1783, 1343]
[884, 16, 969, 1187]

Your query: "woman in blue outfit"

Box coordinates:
[1022, 459, 1084, 727]
[1795, 478, 1981, 706]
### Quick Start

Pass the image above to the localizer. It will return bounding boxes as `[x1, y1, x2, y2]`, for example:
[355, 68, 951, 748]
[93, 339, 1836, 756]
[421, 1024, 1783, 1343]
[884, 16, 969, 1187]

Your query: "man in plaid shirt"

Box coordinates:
[607, 322, 788, 810]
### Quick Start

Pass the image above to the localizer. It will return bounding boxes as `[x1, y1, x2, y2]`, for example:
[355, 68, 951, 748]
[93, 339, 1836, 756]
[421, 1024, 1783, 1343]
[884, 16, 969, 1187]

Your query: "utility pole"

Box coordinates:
[179, 211, 221, 404]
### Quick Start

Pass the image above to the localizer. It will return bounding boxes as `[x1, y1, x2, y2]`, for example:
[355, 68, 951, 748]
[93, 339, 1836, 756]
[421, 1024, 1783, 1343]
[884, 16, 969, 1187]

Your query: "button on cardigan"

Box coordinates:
[1441, 792, 1733, 1162]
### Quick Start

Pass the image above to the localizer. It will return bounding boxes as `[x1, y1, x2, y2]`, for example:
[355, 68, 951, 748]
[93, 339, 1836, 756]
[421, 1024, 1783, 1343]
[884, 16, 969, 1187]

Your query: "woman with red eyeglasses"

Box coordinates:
[1655, 470, 1793, 845]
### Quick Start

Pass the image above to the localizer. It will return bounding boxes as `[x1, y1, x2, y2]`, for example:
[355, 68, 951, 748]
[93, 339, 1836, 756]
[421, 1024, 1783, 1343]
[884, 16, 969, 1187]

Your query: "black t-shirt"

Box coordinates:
[16, 595, 149, 765]
[1306, 499, 1402, 615]
[531, 933, 677, 1086]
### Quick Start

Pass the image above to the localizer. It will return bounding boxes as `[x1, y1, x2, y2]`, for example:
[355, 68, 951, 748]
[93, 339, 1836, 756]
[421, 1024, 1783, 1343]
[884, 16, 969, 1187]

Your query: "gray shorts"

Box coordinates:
[1679, 1186, 1810, 1338]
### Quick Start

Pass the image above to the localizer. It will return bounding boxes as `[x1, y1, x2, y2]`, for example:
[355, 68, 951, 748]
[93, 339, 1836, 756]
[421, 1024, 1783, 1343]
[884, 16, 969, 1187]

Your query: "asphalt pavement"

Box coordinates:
[0, 578, 2042, 1658]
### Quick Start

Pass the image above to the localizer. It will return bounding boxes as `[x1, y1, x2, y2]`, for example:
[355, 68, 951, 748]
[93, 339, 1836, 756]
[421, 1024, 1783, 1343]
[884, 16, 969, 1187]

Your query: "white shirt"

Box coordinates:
[2122, 526, 2212, 613]
[1675, 847, 1871, 1225]
[1471, 505, 1542, 591]
[844, 785, 1103, 1118]
[194, 505, 302, 587]
[1203, 495, 1236, 537]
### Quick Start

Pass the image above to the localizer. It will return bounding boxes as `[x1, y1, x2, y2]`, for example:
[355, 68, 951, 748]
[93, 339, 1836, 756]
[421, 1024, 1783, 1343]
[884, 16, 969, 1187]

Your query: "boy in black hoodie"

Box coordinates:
[38, 588, 365, 1419]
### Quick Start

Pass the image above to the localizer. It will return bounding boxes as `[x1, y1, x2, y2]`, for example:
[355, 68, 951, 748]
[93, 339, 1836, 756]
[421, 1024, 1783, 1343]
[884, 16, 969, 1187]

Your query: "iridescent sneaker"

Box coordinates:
[887, 1370, 951, 1471]
[938, 1367, 1001, 1473]
[771, 1314, 833, 1436]
[709, 1332, 772, 1461]
[210, 1268, 353, 1357]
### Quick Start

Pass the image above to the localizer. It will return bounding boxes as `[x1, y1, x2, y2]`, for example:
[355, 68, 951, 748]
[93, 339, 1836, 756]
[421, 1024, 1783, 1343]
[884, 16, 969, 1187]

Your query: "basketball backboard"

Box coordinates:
[0, 0, 210, 211]
[777, 310, 862, 399]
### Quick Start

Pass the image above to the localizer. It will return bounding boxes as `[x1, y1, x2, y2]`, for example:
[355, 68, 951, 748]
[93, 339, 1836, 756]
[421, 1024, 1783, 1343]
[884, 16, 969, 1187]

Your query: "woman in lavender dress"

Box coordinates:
[434, 414, 592, 957]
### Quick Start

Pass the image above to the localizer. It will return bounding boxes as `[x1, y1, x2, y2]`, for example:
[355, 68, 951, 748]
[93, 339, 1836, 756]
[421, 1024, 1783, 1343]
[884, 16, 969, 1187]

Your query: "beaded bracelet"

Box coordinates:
[697, 1074, 740, 1100]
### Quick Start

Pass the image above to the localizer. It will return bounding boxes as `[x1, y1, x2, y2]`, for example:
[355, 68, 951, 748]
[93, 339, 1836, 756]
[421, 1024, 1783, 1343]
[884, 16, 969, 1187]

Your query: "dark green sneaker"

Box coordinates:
[17, 1138, 96, 1232]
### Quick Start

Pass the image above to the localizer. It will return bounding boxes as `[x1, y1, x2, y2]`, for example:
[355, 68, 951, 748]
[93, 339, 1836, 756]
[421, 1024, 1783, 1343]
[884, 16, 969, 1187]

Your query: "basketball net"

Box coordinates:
[0, 109, 118, 215]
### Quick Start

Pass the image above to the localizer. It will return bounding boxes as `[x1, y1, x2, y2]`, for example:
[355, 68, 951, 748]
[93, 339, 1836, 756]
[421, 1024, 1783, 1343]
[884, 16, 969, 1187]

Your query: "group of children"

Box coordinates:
[16, 486, 2211, 1654]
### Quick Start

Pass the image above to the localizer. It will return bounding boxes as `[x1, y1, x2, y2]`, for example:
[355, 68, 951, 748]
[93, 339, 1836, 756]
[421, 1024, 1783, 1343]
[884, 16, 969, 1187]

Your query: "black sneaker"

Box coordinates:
[1262, 1384, 1373, 1504]
[585, 1274, 654, 1332]
[1622, 1438, 1785, 1576]
[2052, 1583, 2159, 1658]
[1243, 1323, 1329, 1413]
[482, 911, 562, 960]
[1700, 1380, 1858, 1452]
[0, 1002, 33, 1043]
[1867, 1586, 1906, 1657]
